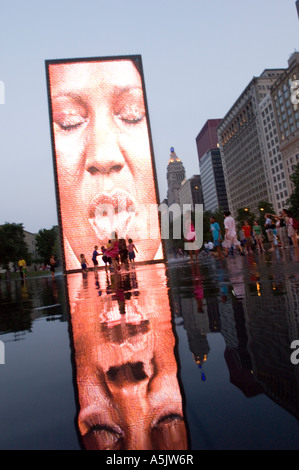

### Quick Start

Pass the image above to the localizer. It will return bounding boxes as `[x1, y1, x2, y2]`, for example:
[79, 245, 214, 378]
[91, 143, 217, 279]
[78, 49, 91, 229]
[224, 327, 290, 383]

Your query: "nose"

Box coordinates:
[106, 361, 153, 385]
[105, 362, 154, 450]
[85, 114, 126, 175]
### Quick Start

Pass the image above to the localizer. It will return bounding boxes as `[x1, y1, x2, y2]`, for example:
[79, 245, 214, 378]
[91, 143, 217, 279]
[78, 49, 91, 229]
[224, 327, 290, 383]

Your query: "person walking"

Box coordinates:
[49, 254, 56, 280]
[252, 220, 264, 253]
[18, 257, 26, 279]
[242, 220, 253, 255]
[282, 209, 298, 248]
[264, 213, 276, 251]
[222, 211, 244, 257]
[92, 246, 100, 272]
[127, 238, 138, 264]
[210, 217, 224, 258]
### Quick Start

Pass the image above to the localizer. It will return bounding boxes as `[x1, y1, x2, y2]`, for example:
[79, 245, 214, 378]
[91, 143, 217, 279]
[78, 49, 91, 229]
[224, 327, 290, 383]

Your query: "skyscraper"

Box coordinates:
[258, 93, 289, 213]
[196, 119, 228, 212]
[217, 69, 284, 216]
[179, 174, 204, 211]
[270, 52, 299, 199]
[166, 147, 186, 206]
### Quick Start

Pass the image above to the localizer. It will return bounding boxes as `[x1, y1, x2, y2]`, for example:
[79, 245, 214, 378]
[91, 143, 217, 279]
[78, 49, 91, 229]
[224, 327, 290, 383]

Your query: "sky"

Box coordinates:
[0, 0, 298, 234]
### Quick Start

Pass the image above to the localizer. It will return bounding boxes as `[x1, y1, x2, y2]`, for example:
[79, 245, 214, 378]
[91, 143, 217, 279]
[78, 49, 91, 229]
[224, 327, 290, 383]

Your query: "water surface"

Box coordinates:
[0, 249, 298, 450]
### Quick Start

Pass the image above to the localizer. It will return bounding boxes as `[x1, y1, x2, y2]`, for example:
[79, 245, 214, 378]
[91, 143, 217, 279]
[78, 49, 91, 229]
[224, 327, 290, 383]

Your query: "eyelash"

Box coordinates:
[58, 121, 86, 131]
[55, 105, 145, 133]
[155, 413, 183, 427]
[116, 114, 145, 125]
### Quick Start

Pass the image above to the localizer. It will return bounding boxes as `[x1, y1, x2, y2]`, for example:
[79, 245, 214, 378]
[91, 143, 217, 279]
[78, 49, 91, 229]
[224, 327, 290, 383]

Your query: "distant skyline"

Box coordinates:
[0, 0, 298, 233]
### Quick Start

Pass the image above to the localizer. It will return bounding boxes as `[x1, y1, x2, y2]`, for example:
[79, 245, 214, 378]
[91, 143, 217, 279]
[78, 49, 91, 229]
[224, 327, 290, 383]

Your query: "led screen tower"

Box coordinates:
[46, 55, 163, 272]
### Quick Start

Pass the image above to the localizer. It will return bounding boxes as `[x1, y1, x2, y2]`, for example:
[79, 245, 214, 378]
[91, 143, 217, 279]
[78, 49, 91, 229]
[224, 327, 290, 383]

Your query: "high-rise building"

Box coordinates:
[217, 69, 284, 217]
[196, 119, 222, 160]
[179, 175, 204, 211]
[199, 149, 229, 213]
[270, 52, 299, 197]
[196, 119, 228, 212]
[166, 147, 186, 206]
[258, 94, 289, 213]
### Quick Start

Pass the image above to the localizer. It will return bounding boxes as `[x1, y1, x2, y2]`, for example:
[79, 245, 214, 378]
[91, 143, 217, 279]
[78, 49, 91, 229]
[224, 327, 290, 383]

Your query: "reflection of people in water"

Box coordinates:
[47, 57, 163, 271]
[66, 266, 187, 450]
[191, 262, 204, 312]
[184, 212, 199, 262]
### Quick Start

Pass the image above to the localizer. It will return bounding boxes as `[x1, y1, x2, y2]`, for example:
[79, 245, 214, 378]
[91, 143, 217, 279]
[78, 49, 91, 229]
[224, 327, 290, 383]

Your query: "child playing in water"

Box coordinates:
[80, 254, 88, 273]
[101, 245, 111, 272]
[127, 238, 138, 264]
[105, 233, 120, 272]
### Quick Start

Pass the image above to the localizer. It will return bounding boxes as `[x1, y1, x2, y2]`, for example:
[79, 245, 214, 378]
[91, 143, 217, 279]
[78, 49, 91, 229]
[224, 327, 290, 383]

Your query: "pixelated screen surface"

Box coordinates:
[46, 56, 163, 272]
[66, 264, 187, 450]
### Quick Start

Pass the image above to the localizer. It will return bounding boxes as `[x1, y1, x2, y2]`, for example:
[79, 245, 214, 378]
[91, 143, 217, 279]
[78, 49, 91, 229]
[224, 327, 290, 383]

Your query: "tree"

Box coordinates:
[211, 207, 225, 236]
[35, 226, 60, 265]
[287, 163, 299, 218]
[257, 200, 275, 231]
[0, 223, 30, 271]
[236, 207, 256, 229]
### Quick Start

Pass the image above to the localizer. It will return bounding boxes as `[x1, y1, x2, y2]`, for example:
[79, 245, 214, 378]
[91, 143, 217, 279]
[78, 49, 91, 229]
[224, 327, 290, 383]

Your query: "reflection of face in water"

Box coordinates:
[47, 58, 162, 271]
[67, 266, 187, 450]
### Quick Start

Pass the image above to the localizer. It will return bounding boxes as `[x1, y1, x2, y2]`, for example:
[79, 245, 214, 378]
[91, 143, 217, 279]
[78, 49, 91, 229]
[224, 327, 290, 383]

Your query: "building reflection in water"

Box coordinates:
[243, 272, 299, 419]
[168, 255, 299, 422]
[65, 264, 188, 450]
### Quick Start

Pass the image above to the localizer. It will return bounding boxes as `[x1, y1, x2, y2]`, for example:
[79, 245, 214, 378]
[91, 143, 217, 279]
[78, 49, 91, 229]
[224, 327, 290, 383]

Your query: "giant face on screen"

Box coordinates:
[46, 56, 163, 272]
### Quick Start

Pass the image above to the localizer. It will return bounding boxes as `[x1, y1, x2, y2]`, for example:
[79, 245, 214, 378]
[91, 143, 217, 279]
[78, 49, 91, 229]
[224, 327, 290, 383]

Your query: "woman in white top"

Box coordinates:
[282, 209, 298, 248]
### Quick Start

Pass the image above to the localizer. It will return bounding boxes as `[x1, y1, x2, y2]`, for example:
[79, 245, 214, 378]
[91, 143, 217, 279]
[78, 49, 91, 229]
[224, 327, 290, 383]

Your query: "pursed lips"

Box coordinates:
[88, 189, 136, 239]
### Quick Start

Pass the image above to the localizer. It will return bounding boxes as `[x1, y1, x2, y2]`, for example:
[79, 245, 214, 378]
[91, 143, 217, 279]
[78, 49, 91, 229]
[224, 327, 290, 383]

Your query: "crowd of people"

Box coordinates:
[15, 209, 298, 280]
[204, 209, 299, 259]
[81, 233, 139, 274]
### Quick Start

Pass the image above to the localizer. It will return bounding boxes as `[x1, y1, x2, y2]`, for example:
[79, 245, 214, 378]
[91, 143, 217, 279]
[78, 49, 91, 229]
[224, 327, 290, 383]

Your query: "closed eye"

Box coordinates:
[58, 120, 87, 131]
[155, 413, 184, 427]
[82, 424, 123, 450]
[54, 114, 87, 132]
[113, 88, 145, 126]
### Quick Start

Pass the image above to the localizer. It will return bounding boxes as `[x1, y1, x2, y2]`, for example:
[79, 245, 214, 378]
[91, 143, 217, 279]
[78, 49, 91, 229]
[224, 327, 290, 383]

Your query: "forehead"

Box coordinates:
[48, 60, 142, 93]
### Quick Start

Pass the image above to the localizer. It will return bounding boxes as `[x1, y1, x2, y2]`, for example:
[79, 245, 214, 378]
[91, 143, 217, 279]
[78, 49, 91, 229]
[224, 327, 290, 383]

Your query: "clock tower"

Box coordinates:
[166, 147, 186, 206]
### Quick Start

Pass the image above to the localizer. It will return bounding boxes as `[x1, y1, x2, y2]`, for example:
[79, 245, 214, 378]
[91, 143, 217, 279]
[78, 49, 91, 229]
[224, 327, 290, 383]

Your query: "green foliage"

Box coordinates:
[256, 200, 275, 230]
[211, 208, 225, 234]
[0, 223, 30, 269]
[164, 208, 226, 252]
[202, 211, 213, 242]
[236, 207, 255, 229]
[35, 226, 60, 264]
[287, 163, 299, 218]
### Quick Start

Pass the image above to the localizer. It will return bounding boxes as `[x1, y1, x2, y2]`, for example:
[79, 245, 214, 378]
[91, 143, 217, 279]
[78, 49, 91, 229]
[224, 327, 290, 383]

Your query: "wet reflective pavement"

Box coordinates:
[0, 248, 299, 450]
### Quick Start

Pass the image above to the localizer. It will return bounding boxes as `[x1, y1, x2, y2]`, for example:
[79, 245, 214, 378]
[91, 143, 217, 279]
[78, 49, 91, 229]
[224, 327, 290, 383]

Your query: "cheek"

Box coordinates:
[120, 127, 152, 171]
[57, 168, 89, 224]
[54, 129, 86, 171]
[134, 173, 157, 206]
